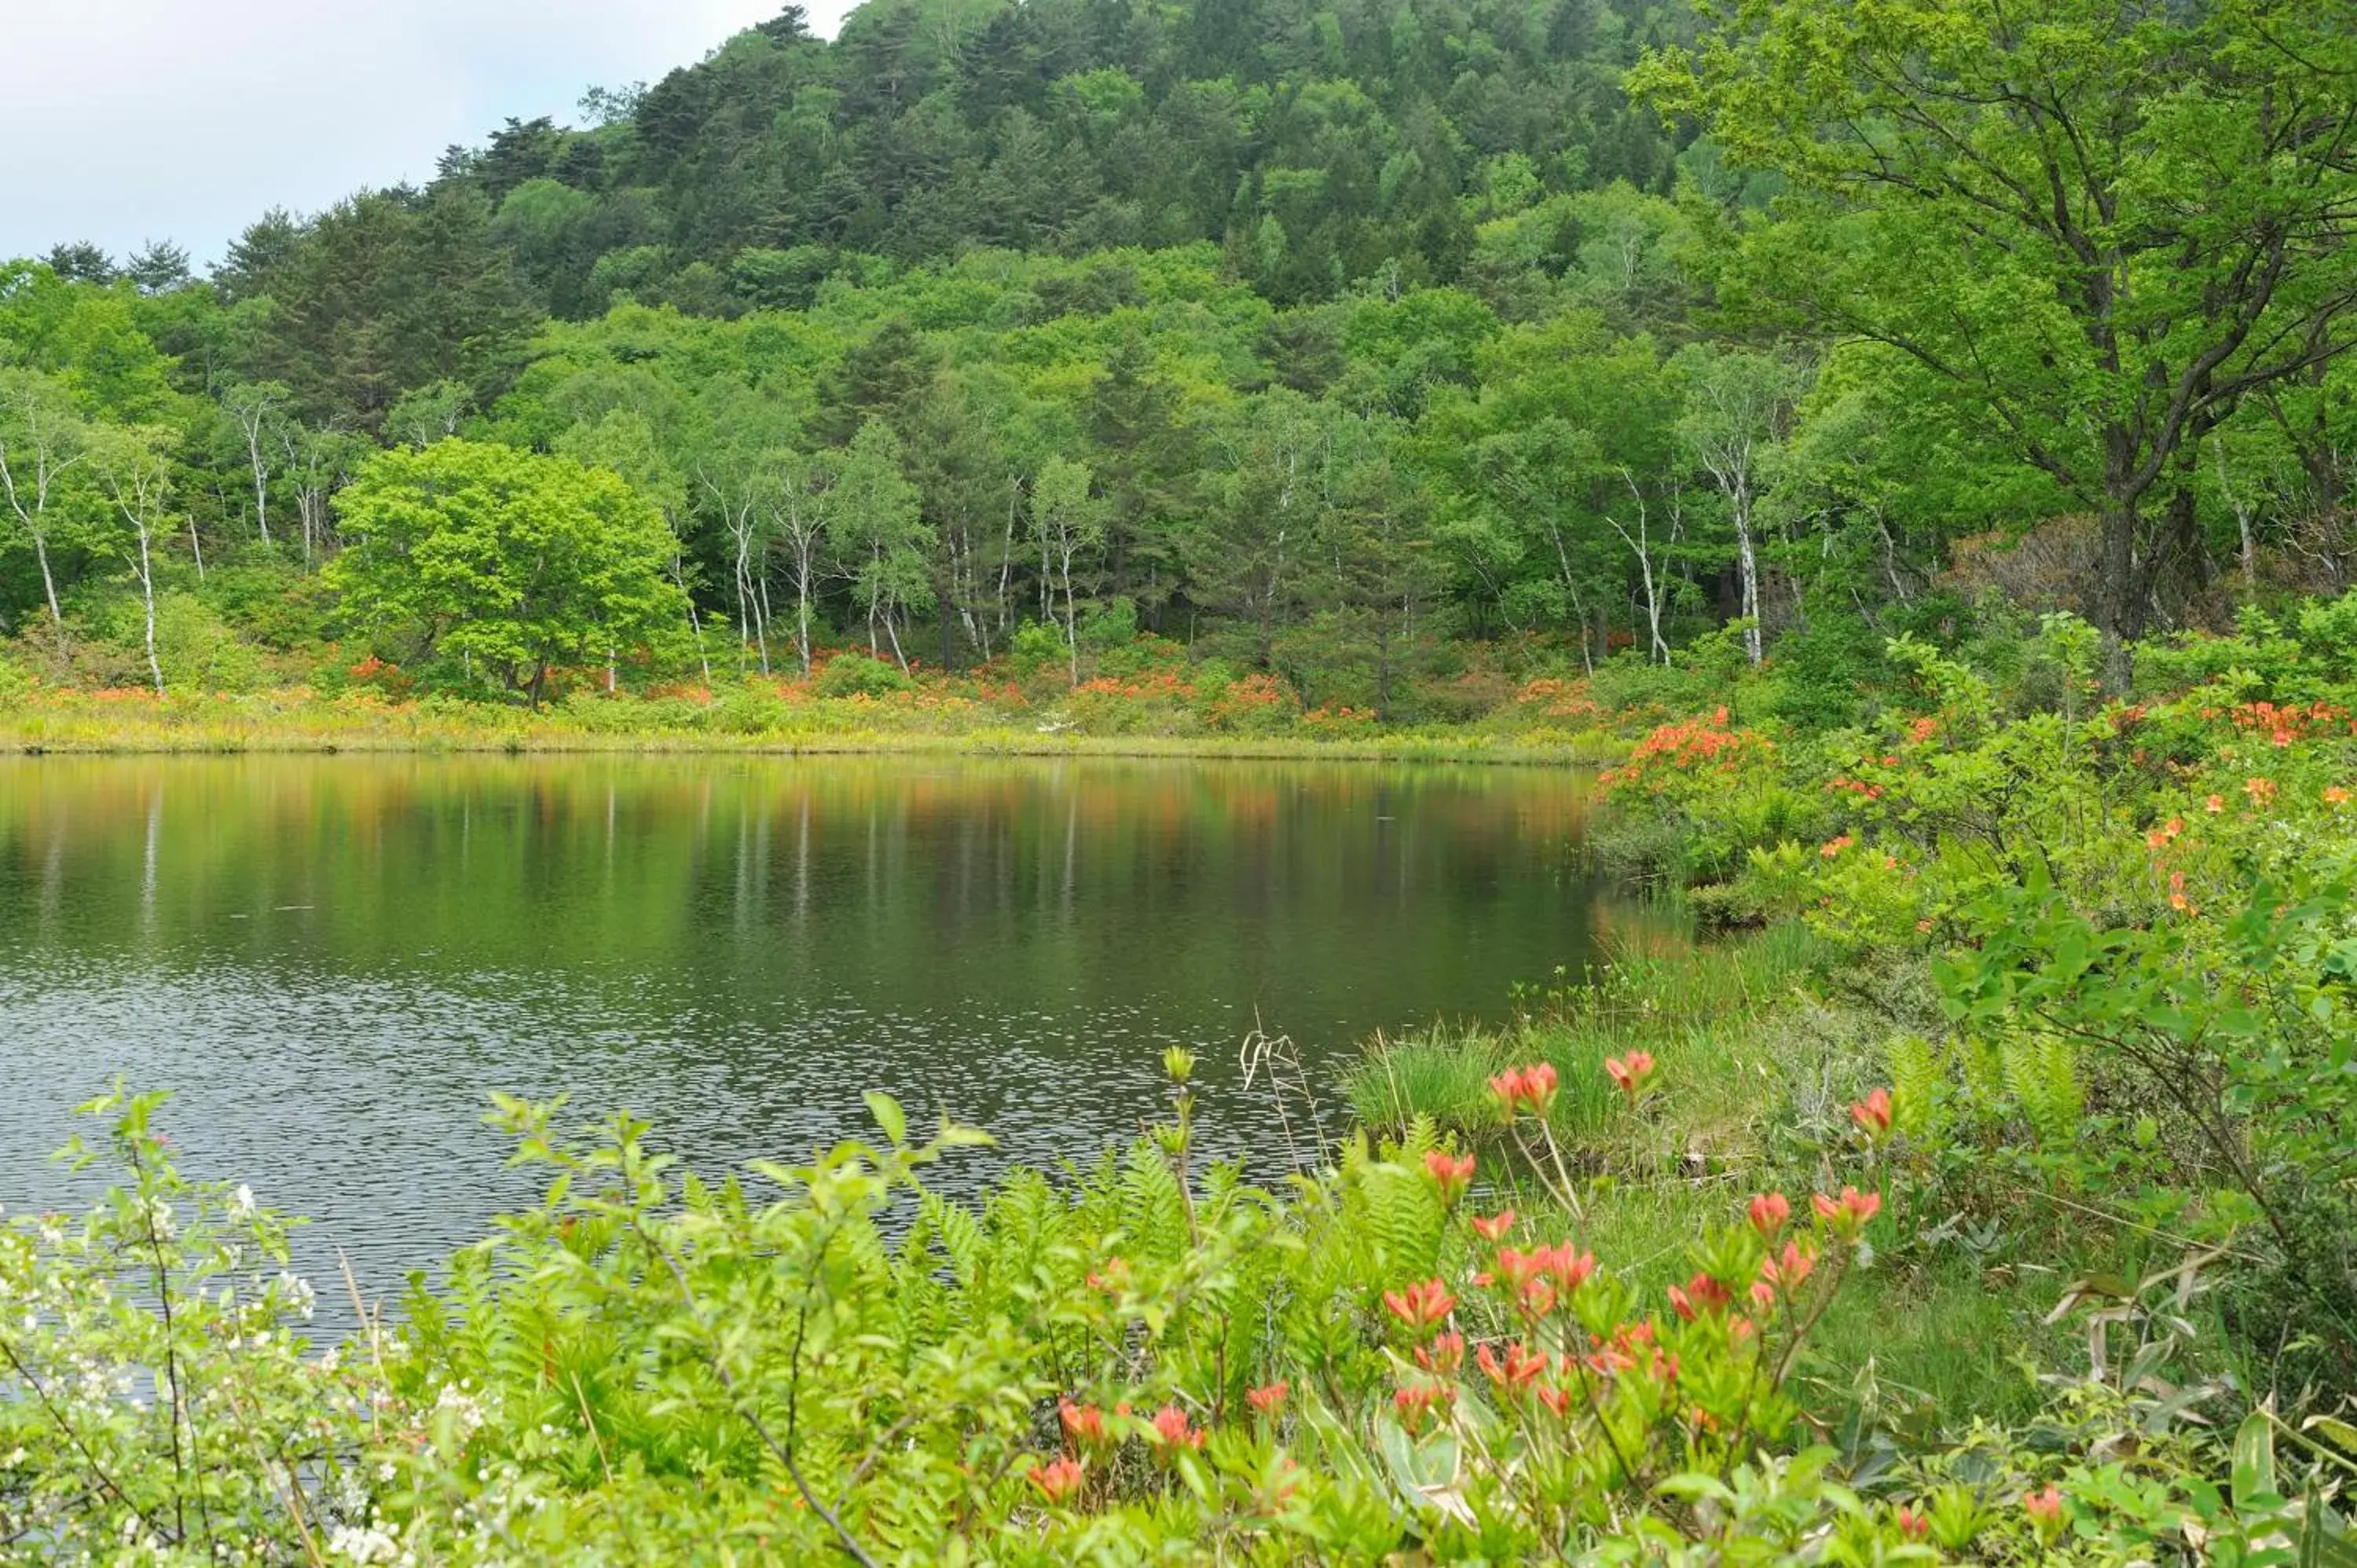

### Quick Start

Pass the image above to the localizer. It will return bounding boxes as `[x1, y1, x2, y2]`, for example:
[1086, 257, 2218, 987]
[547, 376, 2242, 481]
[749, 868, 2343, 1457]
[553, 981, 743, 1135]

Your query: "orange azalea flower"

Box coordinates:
[1028, 1454, 1085, 1504]
[1246, 1380, 1288, 1416]
[1748, 1192, 1791, 1235]
[1422, 1148, 1475, 1204]
[1486, 1062, 1560, 1119]
[1470, 1208, 1516, 1242]
[1813, 1185, 1882, 1235]
[1477, 1339, 1550, 1393]
[1757, 1240, 1816, 1295]
[1392, 1379, 1453, 1432]
[1381, 1277, 1456, 1333]
[1149, 1403, 1204, 1452]
[1058, 1399, 1107, 1448]
[1667, 1270, 1732, 1321]
[1415, 1331, 1465, 1376]
[1604, 1050, 1656, 1098]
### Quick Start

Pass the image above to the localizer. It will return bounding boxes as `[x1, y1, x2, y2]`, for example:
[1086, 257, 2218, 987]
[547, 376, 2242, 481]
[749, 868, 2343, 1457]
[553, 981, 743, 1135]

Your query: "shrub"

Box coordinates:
[815, 650, 912, 698]
[156, 591, 269, 694]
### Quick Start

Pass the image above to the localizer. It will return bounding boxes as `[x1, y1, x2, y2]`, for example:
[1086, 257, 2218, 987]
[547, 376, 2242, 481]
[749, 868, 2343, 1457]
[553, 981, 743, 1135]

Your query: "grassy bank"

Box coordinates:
[1344, 923, 2074, 1427]
[0, 683, 1630, 764]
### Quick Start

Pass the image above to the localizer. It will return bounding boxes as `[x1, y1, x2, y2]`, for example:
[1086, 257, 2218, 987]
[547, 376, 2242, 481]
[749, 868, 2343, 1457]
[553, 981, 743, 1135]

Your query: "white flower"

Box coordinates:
[433, 1383, 486, 1439]
[229, 1184, 256, 1218]
[328, 1522, 403, 1563]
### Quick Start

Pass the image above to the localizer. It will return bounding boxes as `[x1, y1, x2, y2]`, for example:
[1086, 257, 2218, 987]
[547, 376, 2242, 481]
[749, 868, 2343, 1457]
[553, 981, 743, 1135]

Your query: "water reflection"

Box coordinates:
[0, 755, 1624, 1318]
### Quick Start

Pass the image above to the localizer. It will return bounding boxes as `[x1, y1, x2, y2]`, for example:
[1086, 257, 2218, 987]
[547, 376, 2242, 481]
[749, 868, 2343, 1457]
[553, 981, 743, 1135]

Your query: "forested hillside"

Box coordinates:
[5, 0, 2356, 721]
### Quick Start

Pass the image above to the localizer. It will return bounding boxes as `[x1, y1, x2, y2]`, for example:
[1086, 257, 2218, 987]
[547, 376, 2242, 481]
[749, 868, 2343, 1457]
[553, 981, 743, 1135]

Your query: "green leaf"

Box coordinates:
[2305, 1415, 2357, 1457]
[865, 1090, 907, 1148]
[2234, 1409, 2279, 1511]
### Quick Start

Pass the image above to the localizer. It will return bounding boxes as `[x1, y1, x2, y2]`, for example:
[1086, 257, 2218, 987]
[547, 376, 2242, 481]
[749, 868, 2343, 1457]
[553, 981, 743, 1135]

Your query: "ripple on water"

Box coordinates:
[0, 754, 1611, 1339]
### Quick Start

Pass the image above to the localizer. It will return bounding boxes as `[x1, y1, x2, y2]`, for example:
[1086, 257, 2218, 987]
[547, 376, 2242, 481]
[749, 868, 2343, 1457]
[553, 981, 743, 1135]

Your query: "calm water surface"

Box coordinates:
[0, 755, 1635, 1315]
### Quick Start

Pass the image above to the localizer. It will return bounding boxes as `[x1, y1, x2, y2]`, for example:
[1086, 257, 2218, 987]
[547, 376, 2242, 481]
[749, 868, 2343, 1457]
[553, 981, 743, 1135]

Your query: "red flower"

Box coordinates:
[1479, 1244, 1586, 1316]
[1820, 833, 1853, 859]
[1667, 1271, 1731, 1320]
[1382, 1277, 1457, 1334]
[1246, 1380, 1288, 1416]
[1757, 1240, 1816, 1295]
[1486, 1062, 1559, 1119]
[1747, 1192, 1791, 1236]
[1423, 1148, 1475, 1205]
[1812, 1185, 1882, 1236]
[1149, 1403, 1204, 1452]
[1540, 1242, 1597, 1295]
[1028, 1454, 1085, 1504]
[1058, 1399, 1107, 1448]
[1415, 1331, 1465, 1376]
[1477, 1339, 1549, 1393]
[1392, 1379, 1453, 1432]
[1604, 1050, 1656, 1099]
[1895, 1503, 1929, 1541]
[2024, 1485, 2065, 1527]
[1849, 1086, 1893, 1138]
[1469, 1208, 1516, 1242]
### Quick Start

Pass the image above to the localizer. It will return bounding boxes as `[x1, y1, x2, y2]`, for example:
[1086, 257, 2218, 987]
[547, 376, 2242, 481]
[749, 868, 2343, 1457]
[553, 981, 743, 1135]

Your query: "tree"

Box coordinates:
[1029, 456, 1105, 683]
[1635, 0, 2357, 678]
[762, 449, 834, 679]
[1084, 335, 1192, 617]
[1188, 390, 1327, 671]
[88, 425, 177, 693]
[327, 440, 686, 706]
[555, 409, 701, 687]
[0, 368, 90, 625]
[278, 423, 367, 566]
[384, 381, 471, 449]
[42, 243, 115, 285]
[821, 420, 930, 670]
[688, 382, 800, 675]
[123, 242, 193, 296]
[1673, 344, 1809, 665]
[218, 381, 293, 545]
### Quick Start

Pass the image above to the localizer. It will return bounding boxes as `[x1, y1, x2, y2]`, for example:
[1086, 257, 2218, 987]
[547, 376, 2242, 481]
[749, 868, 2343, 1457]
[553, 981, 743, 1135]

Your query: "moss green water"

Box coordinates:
[0, 753, 1654, 1318]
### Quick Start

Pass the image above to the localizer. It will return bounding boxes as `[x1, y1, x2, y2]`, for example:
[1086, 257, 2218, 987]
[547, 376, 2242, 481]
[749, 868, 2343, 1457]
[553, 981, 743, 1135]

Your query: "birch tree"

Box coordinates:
[90, 426, 175, 693]
[1674, 345, 1807, 665]
[1028, 456, 1104, 685]
[218, 381, 292, 546]
[0, 368, 87, 626]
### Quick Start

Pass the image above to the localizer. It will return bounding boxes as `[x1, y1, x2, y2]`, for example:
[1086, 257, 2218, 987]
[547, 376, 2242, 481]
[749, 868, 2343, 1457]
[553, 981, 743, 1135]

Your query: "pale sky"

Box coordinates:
[0, 1, 855, 270]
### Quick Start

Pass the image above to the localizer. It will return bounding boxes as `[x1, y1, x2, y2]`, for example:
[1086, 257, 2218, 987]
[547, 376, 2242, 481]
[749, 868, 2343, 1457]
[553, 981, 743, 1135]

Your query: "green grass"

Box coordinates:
[1346, 914, 2082, 1426]
[0, 687, 1622, 764]
[1344, 921, 1831, 1152]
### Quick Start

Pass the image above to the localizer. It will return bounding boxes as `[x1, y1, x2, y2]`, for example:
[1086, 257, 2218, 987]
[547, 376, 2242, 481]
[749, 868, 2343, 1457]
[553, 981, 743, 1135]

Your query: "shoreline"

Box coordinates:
[0, 702, 1621, 767]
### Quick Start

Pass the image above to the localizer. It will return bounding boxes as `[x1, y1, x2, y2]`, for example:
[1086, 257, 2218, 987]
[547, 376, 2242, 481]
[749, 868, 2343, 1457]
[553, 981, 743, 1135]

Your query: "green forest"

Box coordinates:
[14, 0, 2357, 1561]
[8, 0, 2353, 727]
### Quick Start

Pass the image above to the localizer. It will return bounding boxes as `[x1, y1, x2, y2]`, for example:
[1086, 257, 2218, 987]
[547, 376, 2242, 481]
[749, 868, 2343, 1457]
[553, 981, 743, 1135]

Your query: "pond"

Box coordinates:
[0, 754, 1644, 1317]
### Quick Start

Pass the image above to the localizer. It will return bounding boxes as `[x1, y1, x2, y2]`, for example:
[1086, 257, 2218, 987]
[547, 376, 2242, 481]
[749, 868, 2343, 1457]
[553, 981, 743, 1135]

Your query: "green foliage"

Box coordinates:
[814, 650, 911, 699]
[327, 439, 687, 704]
